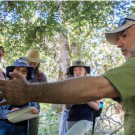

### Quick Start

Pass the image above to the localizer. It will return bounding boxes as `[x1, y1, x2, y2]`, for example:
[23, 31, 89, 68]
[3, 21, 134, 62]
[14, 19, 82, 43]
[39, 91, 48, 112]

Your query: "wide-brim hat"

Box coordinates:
[6, 58, 34, 80]
[68, 61, 90, 75]
[22, 49, 46, 63]
[105, 14, 135, 45]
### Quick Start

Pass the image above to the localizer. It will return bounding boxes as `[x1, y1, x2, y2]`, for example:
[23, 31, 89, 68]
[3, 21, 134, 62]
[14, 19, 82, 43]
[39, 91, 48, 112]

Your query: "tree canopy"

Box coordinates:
[0, 1, 134, 80]
[0, 1, 135, 134]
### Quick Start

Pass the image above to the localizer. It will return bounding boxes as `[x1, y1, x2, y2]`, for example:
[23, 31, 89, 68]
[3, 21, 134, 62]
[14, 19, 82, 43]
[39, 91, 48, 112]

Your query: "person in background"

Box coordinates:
[0, 46, 5, 62]
[0, 46, 6, 79]
[2, 14, 135, 135]
[0, 46, 6, 103]
[0, 58, 39, 135]
[59, 67, 73, 135]
[22, 49, 47, 135]
[65, 61, 100, 135]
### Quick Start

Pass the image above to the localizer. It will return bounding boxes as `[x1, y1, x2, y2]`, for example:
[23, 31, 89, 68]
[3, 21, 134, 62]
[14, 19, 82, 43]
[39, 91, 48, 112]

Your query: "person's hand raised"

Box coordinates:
[0, 72, 31, 106]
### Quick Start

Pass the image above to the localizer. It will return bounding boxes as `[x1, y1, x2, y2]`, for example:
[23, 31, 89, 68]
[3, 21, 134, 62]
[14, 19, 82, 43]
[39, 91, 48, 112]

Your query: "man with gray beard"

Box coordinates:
[0, 14, 135, 135]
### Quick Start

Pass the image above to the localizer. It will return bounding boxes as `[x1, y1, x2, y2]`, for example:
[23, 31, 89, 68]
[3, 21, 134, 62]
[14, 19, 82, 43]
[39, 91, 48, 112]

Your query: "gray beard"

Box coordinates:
[125, 51, 135, 61]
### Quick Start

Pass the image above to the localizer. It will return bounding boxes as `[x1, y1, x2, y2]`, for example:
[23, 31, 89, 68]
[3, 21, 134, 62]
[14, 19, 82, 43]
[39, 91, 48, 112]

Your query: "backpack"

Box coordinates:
[92, 101, 103, 135]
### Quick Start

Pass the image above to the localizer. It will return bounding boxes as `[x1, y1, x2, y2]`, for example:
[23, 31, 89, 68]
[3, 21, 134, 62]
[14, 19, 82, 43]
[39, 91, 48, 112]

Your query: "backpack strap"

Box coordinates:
[38, 72, 42, 82]
[92, 110, 96, 135]
[92, 101, 103, 135]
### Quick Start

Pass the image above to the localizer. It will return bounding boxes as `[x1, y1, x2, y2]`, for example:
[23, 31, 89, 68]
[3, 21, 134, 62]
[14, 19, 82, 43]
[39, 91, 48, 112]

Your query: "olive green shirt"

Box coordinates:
[102, 56, 135, 135]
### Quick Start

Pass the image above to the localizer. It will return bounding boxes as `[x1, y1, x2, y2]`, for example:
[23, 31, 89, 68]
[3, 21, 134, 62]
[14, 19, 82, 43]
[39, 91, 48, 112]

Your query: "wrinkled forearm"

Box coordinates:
[28, 76, 119, 104]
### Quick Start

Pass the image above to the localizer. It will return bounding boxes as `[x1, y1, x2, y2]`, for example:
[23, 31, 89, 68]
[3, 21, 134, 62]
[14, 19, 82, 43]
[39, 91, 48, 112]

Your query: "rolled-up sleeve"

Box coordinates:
[102, 56, 135, 102]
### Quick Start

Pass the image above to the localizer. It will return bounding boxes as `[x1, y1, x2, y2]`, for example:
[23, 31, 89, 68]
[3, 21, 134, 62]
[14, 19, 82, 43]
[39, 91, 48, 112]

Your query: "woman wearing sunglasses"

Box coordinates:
[0, 58, 39, 135]
[22, 49, 47, 135]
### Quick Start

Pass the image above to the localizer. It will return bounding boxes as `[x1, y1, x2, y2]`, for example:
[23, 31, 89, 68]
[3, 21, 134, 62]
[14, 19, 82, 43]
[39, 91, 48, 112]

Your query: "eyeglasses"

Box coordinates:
[118, 18, 135, 27]
[14, 68, 28, 74]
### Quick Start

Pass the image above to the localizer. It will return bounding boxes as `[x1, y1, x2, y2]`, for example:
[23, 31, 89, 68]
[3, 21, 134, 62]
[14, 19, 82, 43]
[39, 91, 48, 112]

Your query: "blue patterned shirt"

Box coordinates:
[0, 101, 39, 119]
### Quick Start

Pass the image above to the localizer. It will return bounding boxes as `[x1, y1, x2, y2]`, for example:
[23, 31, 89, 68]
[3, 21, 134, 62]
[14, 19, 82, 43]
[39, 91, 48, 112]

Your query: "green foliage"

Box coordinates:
[0, 1, 132, 79]
[0, 2, 134, 133]
[39, 107, 60, 135]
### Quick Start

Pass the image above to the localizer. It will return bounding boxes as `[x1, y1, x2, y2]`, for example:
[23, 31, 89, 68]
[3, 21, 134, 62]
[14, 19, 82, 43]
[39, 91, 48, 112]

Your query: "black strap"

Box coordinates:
[92, 110, 96, 135]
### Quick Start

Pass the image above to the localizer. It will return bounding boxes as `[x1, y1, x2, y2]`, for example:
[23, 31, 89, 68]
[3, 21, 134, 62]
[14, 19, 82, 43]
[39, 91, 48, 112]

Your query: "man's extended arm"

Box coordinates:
[0, 72, 119, 106]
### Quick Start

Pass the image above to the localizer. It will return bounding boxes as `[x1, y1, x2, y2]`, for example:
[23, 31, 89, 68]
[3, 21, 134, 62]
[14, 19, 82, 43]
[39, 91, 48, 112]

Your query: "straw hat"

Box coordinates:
[22, 49, 46, 63]
[68, 61, 90, 75]
[105, 14, 135, 45]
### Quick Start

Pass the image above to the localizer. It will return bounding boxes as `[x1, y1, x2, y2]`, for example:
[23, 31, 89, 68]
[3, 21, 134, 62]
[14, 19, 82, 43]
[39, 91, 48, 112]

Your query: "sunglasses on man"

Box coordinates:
[118, 18, 135, 27]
